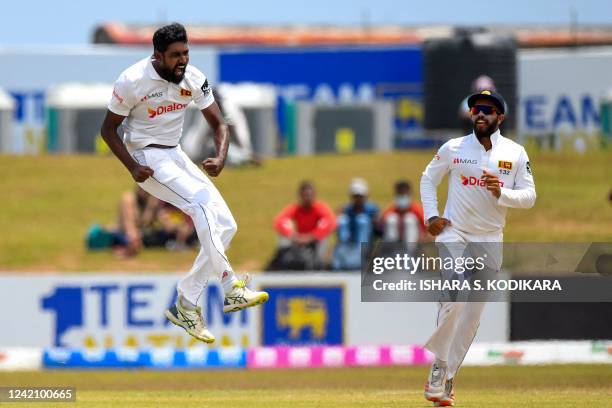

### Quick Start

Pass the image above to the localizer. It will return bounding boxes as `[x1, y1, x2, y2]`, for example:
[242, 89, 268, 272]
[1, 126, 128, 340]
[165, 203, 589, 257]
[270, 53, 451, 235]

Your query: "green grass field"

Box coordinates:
[1, 150, 610, 272]
[1, 365, 610, 407]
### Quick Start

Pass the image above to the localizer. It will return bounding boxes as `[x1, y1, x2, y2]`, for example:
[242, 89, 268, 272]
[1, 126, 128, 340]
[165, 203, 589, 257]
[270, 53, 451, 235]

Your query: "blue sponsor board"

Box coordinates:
[261, 286, 344, 346]
[43, 348, 247, 369]
[521, 94, 600, 131]
[39, 279, 249, 349]
[219, 47, 424, 143]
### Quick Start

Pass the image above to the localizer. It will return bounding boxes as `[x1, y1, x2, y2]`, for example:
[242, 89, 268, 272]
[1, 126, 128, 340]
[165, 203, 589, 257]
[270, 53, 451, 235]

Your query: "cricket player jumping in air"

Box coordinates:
[420, 90, 536, 406]
[101, 23, 268, 344]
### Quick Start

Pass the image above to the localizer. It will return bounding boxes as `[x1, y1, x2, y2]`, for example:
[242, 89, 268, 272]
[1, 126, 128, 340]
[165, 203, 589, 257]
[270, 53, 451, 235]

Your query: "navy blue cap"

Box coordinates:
[467, 90, 506, 114]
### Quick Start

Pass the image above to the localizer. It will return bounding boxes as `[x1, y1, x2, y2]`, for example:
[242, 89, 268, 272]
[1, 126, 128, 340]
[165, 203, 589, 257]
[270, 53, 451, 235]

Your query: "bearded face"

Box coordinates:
[470, 99, 504, 139]
[154, 41, 189, 84]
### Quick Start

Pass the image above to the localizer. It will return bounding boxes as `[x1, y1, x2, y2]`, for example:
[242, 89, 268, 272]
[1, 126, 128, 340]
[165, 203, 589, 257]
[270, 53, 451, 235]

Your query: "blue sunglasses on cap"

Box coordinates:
[470, 105, 498, 115]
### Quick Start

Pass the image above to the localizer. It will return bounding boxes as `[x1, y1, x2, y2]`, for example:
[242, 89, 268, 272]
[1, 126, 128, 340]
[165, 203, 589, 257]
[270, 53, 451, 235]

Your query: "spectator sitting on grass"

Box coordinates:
[86, 186, 195, 257]
[157, 201, 198, 251]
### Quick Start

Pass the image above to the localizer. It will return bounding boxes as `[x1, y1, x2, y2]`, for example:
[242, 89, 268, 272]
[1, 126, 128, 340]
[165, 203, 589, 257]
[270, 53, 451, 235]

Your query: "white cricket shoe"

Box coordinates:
[165, 300, 215, 343]
[424, 362, 447, 402]
[223, 274, 269, 313]
[434, 377, 455, 407]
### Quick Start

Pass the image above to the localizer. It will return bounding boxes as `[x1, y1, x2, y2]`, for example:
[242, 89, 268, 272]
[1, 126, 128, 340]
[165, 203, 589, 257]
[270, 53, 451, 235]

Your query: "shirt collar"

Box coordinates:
[146, 57, 165, 81]
[490, 129, 501, 146]
[471, 129, 501, 149]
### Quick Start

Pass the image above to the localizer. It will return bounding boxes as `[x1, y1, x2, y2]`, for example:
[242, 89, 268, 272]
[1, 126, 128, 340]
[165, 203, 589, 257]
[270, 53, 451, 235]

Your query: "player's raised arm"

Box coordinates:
[100, 110, 154, 183]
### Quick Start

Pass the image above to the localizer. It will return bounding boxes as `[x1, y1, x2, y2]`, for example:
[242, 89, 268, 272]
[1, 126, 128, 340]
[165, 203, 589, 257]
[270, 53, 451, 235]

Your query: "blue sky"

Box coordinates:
[1, 0, 611, 45]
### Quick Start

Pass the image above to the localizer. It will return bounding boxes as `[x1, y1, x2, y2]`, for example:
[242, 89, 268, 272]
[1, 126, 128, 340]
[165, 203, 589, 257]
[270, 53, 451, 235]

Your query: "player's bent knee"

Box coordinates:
[228, 218, 238, 237]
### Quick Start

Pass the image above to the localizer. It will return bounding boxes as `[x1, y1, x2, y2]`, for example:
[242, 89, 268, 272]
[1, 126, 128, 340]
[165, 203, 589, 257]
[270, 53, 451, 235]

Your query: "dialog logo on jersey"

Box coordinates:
[460, 174, 504, 187]
[147, 102, 188, 119]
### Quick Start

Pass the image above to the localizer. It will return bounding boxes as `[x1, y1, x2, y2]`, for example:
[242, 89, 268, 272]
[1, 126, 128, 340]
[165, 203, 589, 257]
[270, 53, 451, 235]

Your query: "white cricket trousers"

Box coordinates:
[424, 226, 502, 379]
[132, 145, 237, 305]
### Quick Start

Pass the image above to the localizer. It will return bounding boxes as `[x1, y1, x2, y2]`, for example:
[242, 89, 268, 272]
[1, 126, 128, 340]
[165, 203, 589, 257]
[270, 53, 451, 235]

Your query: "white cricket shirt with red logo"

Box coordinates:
[108, 57, 214, 150]
[420, 130, 536, 235]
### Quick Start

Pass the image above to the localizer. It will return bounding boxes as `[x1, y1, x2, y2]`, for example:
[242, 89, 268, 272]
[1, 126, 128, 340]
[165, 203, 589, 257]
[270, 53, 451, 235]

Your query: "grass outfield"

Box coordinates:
[1, 150, 611, 272]
[1, 365, 610, 407]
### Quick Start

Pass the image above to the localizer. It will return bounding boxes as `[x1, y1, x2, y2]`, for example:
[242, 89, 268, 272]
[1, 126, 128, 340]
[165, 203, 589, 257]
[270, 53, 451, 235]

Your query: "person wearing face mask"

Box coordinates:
[380, 180, 426, 252]
[331, 178, 380, 270]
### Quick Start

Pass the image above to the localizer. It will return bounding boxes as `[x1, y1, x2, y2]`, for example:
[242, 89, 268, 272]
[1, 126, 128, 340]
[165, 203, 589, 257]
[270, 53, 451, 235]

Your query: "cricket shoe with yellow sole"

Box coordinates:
[165, 301, 215, 343]
[424, 362, 447, 402]
[223, 274, 269, 313]
[433, 378, 455, 407]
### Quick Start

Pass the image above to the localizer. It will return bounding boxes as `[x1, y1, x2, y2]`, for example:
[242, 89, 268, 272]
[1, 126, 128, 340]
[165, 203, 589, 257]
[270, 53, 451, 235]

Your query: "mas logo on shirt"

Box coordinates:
[180, 88, 192, 97]
[453, 157, 478, 165]
[526, 161, 532, 175]
[498, 160, 513, 170]
[140, 90, 164, 102]
[434, 154, 441, 161]
[147, 102, 188, 119]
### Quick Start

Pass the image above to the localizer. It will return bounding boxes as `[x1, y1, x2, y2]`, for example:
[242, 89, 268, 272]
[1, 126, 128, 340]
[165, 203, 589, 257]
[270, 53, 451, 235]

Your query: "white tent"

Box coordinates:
[0, 88, 15, 152]
[46, 83, 113, 153]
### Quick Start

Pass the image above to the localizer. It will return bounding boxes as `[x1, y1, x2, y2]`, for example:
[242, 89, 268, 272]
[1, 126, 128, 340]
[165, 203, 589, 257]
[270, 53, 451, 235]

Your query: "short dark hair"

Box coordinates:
[299, 180, 314, 193]
[395, 180, 411, 194]
[153, 23, 188, 53]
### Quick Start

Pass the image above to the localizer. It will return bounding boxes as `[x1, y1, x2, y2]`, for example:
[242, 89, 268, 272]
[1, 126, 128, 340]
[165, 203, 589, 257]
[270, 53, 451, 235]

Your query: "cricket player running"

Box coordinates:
[420, 90, 536, 406]
[100, 23, 268, 344]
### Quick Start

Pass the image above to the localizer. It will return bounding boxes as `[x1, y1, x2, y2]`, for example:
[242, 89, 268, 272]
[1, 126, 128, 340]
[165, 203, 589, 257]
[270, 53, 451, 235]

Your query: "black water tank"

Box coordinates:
[424, 28, 517, 131]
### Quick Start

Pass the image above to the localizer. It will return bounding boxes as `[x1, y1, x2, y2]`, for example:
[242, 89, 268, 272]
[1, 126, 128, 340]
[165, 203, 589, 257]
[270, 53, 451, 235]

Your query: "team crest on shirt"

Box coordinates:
[498, 160, 513, 170]
[180, 88, 192, 97]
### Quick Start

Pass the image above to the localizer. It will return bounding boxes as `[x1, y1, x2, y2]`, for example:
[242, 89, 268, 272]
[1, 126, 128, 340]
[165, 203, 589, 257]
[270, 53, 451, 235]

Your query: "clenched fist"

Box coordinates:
[130, 164, 154, 183]
[202, 157, 225, 177]
[427, 216, 451, 236]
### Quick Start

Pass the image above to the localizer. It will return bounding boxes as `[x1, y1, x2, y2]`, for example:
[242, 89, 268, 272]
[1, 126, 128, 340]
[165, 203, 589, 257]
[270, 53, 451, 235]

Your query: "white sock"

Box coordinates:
[179, 295, 197, 311]
[221, 270, 238, 294]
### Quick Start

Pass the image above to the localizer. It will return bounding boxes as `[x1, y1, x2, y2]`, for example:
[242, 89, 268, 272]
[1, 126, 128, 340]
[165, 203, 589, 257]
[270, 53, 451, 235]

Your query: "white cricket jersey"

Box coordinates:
[420, 130, 536, 235]
[108, 57, 215, 150]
